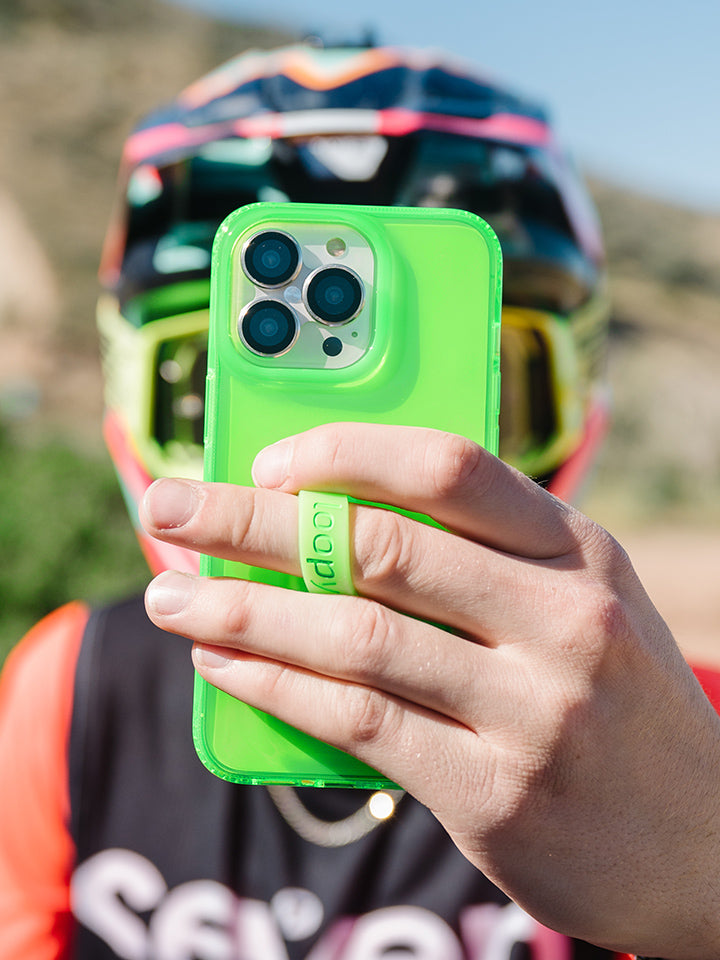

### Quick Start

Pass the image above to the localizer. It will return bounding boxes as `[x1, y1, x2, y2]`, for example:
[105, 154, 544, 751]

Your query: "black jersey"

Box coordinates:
[28, 596, 615, 959]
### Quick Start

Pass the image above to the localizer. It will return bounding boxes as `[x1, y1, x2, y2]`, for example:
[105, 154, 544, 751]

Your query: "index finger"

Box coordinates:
[251, 422, 578, 559]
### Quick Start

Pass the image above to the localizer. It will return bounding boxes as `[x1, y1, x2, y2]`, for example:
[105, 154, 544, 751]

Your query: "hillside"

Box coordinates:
[583, 183, 720, 526]
[0, 0, 293, 440]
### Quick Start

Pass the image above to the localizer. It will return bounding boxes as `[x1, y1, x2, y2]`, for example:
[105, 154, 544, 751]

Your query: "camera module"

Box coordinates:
[305, 267, 364, 325]
[239, 300, 298, 356]
[242, 230, 301, 287]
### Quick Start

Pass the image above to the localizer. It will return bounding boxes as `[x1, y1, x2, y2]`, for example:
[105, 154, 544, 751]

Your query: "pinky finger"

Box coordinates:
[192, 643, 476, 796]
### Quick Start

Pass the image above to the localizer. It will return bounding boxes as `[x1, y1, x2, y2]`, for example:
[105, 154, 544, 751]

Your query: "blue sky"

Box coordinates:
[171, 0, 720, 213]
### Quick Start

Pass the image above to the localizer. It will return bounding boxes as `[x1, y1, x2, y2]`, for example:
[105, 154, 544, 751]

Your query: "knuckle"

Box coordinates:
[572, 580, 630, 651]
[576, 519, 634, 578]
[220, 581, 253, 639]
[339, 598, 396, 679]
[600, 534, 636, 585]
[565, 527, 637, 647]
[227, 489, 263, 553]
[343, 685, 395, 745]
[424, 432, 486, 500]
[590, 588, 630, 643]
[252, 659, 288, 701]
[308, 423, 347, 474]
[356, 509, 412, 591]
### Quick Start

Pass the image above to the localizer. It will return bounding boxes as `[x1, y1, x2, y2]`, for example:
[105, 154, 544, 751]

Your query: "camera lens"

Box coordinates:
[242, 231, 300, 287]
[239, 300, 298, 356]
[322, 337, 343, 357]
[305, 267, 364, 325]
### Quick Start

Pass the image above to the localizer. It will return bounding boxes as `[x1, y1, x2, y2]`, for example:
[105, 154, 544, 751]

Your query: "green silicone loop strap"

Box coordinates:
[298, 490, 357, 596]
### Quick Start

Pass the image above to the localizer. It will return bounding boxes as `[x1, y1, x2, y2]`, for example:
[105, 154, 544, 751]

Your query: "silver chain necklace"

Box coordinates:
[266, 785, 406, 848]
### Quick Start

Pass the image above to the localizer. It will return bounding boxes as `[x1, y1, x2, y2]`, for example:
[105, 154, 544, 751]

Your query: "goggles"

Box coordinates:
[99, 290, 608, 491]
[499, 294, 608, 479]
[97, 292, 208, 486]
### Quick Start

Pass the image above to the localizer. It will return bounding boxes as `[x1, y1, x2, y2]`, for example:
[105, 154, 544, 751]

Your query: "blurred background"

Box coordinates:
[1, 0, 718, 662]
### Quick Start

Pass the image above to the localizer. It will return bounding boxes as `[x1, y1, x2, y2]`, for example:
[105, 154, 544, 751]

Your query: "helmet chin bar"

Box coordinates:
[103, 409, 200, 577]
[546, 394, 610, 505]
[137, 527, 200, 578]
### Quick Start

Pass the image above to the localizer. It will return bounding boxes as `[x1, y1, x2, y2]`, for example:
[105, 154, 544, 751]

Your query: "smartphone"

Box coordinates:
[195, 201, 502, 787]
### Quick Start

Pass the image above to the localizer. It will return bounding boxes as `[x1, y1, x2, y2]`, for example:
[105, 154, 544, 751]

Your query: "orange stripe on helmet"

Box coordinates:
[179, 47, 415, 109]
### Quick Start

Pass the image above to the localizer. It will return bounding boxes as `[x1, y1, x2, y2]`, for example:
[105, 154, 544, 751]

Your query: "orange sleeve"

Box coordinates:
[692, 664, 720, 715]
[0, 602, 89, 960]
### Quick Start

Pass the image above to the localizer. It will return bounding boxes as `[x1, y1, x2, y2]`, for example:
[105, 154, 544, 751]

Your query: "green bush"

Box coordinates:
[0, 428, 149, 664]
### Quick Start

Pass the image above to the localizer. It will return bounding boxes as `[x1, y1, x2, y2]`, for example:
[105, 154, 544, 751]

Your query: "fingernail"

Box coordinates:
[252, 439, 292, 488]
[193, 644, 231, 669]
[146, 571, 195, 616]
[144, 479, 199, 529]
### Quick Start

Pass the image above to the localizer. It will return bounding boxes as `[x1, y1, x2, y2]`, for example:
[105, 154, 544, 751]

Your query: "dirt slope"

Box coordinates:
[618, 529, 720, 667]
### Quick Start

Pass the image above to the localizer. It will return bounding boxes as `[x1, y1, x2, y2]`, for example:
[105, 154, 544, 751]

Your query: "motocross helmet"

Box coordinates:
[98, 42, 610, 575]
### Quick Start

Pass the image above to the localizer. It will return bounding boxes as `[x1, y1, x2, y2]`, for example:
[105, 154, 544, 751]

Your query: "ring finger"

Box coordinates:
[145, 569, 493, 727]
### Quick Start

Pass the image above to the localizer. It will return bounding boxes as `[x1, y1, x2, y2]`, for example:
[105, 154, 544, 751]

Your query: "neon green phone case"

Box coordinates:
[196, 202, 502, 786]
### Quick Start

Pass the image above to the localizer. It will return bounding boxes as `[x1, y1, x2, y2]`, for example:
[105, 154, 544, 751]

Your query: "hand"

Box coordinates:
[141, 423, 720, 959]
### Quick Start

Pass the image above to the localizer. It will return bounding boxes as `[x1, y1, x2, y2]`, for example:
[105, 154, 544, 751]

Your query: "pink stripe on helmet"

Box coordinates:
[377, 109, 553, 147]
[124, 108, 552, 168]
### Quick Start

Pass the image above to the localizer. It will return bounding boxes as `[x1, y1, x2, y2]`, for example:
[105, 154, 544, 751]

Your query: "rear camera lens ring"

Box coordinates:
[242, 230, 301, 288]
[304, 266, 364, 325]
[239, 299, 299, 357]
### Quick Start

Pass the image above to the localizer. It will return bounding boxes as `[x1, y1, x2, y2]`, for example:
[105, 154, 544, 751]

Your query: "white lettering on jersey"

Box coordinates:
[71, 848, 563, 960]
[460, 903, 570, 960]
[148, 879, 235, 960]
[150, 885, 289, 960]
[479, 903, 535, 960]
[229, 897, 289, 960]
[271, 887, 325, 941]
[340, 906, 464, 960]
[72, 848, 167, 959]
